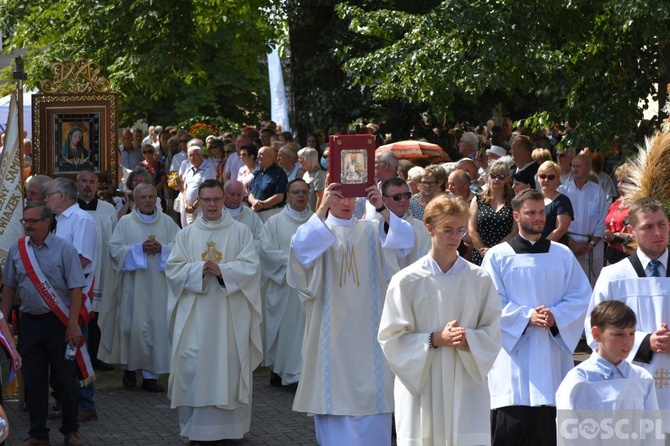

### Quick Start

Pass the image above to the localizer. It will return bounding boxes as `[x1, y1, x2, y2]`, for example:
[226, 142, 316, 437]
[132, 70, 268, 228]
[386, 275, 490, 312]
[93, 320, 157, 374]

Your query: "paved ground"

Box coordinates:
[4, 370, 317, 446]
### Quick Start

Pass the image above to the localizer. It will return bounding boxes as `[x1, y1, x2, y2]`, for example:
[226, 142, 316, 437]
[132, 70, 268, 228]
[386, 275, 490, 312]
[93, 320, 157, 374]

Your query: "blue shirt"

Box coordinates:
[250, 163, 288, 203]
[118, 145, 143, 170]
[3, 233, 87, 315]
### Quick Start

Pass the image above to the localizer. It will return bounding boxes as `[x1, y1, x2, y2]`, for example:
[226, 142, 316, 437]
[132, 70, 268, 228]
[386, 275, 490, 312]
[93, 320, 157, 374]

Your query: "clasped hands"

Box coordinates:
[202, 260, 222, 278]
[434, 320, 468, 348]
[530, 305, 555, 330]
[142, 238, 162, 255]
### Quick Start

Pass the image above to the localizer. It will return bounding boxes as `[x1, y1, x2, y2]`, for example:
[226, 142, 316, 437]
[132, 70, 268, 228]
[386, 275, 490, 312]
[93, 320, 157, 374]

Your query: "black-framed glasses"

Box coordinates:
[538, 174, 556, 181]
[489, 173, 506, 181]
[435, 226, 468, 238]
[384, 192, 412, 201]
[20, 217, 47, 225]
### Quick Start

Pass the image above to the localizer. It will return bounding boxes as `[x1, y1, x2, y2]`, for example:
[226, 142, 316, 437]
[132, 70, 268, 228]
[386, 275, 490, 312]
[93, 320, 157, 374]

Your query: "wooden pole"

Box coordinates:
[12, 57, 27, 188]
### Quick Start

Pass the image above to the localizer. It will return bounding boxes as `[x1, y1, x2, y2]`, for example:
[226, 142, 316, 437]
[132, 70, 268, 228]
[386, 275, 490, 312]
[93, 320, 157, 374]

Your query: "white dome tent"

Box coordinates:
[0, 89, 36, 138]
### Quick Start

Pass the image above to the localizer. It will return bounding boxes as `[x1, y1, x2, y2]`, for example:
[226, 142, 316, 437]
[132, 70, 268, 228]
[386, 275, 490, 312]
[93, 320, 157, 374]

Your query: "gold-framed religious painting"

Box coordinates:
[32, 92, 118, 186]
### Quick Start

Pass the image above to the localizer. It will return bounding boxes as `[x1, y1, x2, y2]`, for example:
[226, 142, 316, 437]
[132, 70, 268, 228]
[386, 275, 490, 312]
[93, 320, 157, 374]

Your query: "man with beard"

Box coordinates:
[481, 189, 591, 446]
[76, 170, 117, 371]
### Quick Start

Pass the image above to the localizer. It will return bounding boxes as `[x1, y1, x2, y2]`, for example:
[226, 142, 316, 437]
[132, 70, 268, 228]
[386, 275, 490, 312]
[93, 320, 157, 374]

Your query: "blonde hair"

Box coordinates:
[424, 195, 470, 226]
[532, 148, 552, 165]
[538, 160, 560, 178]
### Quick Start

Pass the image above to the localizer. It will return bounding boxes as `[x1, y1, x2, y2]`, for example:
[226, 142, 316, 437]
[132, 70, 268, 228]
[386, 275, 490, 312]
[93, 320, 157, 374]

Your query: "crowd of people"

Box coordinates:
[0, 117, 669, 446]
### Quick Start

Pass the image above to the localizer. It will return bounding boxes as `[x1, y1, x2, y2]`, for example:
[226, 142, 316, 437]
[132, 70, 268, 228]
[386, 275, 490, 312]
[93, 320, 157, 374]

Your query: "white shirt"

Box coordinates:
[55, 203, 98, 276]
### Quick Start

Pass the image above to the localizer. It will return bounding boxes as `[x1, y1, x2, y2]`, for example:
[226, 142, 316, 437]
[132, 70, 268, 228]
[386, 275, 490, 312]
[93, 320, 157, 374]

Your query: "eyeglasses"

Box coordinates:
[420, 181, 437, 187]
[435, 226, 468, 238]
[199, 197, 223, 204]
[289, 190, 309, 196]
[142, 151, 154, 154]
[384, 192, 412, 201]
[20, 217, 47, 225]
[489, 173, 506, 181]
[538, 174, 556, 181]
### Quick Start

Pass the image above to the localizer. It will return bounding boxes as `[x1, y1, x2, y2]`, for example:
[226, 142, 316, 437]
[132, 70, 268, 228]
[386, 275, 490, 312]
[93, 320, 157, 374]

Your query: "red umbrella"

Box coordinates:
[378, 140, 451, 165]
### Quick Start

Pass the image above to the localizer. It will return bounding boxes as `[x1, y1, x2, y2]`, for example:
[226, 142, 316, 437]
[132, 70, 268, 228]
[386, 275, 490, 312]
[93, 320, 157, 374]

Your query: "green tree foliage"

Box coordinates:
[0, 0, 276, 126]
[338, 0, 670, 149]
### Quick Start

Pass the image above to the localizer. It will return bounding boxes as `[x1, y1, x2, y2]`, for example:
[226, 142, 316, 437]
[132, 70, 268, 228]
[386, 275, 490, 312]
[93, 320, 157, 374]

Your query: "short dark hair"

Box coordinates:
[381, 177, 408, 196]
[24, 202, 53, 222]
[628, 198, 667, 227]
[198, 179, 224, 197]
[590, 300, 637, 330]
[512, 135, 533, 153]
[287, 178, 308, 192]
[511, 188, 544, 212]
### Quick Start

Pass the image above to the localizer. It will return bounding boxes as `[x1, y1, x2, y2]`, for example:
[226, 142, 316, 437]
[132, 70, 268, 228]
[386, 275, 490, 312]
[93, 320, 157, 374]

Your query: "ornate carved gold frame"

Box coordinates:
[31, 59, 118, 187]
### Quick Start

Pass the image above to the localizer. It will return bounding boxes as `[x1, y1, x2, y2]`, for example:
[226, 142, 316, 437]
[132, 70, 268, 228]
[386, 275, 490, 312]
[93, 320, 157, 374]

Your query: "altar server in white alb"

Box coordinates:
[557, 300, 658, 411]
[481, 189, 591, 446]
[586, 197, 670, 411]
[98, 183, 180, 392]
[379, 195, 501, 445]
[288, 182, 414, 446]
[166, 179, 262, 445]
[259, 178, 313, 386]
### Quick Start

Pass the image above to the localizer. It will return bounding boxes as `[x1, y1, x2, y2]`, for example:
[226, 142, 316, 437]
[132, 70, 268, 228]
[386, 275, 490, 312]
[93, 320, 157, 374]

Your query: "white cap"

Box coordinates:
[486, 145, 506, 158]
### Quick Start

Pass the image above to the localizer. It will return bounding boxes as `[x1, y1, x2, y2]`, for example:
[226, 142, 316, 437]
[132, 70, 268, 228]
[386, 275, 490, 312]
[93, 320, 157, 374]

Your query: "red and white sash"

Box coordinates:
[18, 237, 95, 385]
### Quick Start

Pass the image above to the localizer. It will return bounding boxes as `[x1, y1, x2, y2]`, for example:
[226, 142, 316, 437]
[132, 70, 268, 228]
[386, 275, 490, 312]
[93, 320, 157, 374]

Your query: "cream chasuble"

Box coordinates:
[166, 212, 262, 440]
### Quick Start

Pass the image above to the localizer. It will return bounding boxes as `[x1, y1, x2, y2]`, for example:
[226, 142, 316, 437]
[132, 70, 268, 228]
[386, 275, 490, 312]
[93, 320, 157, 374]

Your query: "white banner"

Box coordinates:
[0, 93, 25, 265]
[268, 48, 291, 133]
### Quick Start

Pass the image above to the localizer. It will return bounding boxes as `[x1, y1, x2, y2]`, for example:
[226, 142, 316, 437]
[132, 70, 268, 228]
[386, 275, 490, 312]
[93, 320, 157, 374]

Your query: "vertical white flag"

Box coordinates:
[268, 48, 291, 132]
[0, 93, 25, 265]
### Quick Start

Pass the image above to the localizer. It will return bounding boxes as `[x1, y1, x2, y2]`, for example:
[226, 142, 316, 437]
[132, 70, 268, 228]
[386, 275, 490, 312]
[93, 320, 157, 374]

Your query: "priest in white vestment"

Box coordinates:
[166, 179, 262, 444]
[586, 198, 670, 421]
[224, 179, 264, 240]
[98, 184, 180, 391]
[377, 177, 431, 274]
[288, 182, 414, 446]
[481, 189, 591, 446]
[259, 178, 313, 386]
[379, 195, 501, 445]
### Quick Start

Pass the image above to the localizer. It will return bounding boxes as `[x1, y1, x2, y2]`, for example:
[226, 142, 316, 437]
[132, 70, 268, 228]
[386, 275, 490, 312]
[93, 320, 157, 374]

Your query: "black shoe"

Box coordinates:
[93, 359, 114, 371]
[48, 402, 62, 419]
[269, 372, 282, 387]
[141, 379, 165, 393]
[122, 370, 137, 388]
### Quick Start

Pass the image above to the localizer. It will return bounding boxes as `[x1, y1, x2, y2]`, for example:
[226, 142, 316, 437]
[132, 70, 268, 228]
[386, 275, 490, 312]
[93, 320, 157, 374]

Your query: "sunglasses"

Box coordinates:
[489, 173, 506, 181]
[538, 174, 556, 181]
[385, 192, 412, 201]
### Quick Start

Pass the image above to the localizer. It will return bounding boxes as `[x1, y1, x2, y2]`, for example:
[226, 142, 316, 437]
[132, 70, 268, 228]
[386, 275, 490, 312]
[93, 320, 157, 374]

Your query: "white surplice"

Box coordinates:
[97, 208, 179, 373]
[379, 255, 501, 445]
[259, 205, 312, 384]
[227, 205, 264, 240]
[166, 212, 262, 441]
[586, 249, 670, 410]
[482, 239, 592, 409]
[82, 199, 116, 310]
[556, 352, 658, 410]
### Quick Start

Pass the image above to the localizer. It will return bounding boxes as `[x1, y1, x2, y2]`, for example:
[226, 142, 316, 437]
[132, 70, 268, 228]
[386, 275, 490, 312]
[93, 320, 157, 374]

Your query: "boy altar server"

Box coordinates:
[379, 195, 501, 445]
